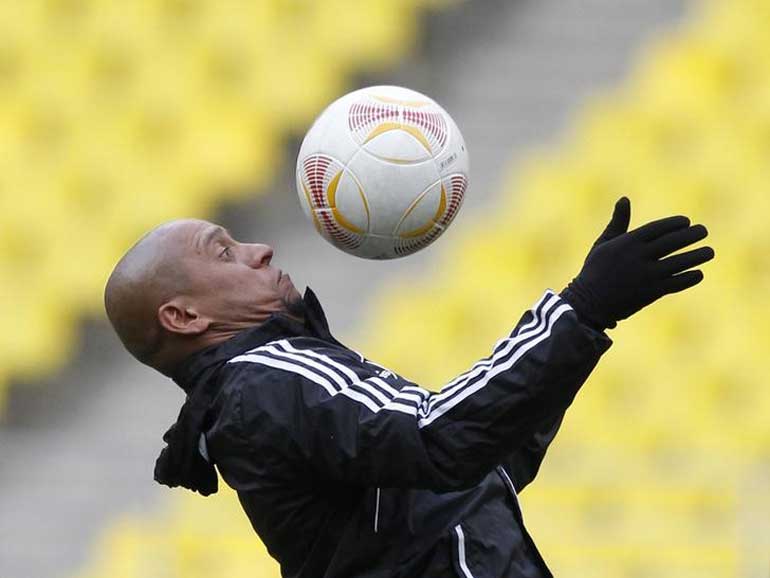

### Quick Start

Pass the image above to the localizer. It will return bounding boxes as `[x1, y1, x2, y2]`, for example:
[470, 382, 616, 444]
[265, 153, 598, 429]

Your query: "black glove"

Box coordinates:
[560, 197, 715, 331]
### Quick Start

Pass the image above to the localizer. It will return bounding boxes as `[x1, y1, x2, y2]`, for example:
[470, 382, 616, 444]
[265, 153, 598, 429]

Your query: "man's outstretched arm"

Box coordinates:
[502, 196, 715, 492]
[501, 197, 715, 492]
[227, 197, 713, 491]
[227, 288, 610, 491]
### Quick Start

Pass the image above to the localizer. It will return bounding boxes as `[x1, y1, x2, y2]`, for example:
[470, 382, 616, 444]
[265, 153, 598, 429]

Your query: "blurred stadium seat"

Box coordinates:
[76, 486, 282, 578]
[0, 0, 452, 412]
[66, 0, 769, 576]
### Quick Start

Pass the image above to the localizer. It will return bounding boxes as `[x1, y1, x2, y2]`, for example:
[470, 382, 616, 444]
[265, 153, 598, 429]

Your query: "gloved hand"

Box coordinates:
[560, 197, 715, 331]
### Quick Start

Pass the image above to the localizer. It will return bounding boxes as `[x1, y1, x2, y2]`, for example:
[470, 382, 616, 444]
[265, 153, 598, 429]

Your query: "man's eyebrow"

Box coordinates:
[199, 225, 227, 249]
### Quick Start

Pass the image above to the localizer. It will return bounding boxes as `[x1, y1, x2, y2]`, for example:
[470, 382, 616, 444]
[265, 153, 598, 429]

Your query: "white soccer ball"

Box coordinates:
[296, 85, 469, 259]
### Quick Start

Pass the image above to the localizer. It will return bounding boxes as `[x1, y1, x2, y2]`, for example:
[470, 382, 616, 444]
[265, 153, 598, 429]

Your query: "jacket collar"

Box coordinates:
[171, 287, 339, 394]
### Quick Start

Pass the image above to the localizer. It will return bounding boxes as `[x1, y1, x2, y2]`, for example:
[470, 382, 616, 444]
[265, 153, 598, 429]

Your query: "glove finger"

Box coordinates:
[645, 224, 709, 258]
[594, 196, 631, 245]
[656, 246, 715, 277]
[657, 269, 705, 296]
[629, 215, 690, 242]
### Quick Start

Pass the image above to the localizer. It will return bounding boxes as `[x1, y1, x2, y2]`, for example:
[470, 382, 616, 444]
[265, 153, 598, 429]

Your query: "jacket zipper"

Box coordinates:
[453, 524, 476, 578]
[495, 465, 524, 520]
[373, 487, 381, 533]
[496, 465, 552, 574]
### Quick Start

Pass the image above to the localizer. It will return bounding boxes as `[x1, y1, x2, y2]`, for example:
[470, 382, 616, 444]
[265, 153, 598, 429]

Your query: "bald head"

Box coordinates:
[104, 218, 303, 379]
[104, 220, 199, 368]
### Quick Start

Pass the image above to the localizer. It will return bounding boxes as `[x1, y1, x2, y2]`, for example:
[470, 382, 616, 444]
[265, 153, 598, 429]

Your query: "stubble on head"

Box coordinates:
[104, 220, 202, 370]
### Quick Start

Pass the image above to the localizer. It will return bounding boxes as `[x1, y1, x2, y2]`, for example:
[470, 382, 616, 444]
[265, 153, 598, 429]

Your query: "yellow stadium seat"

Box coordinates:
[353, 0, 770, 574]
[0, 0, 450, 413]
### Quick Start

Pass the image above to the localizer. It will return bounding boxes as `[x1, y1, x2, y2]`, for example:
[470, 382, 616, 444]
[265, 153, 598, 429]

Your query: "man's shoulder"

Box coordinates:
[209, 336, 358, 441]
[217, 336, 352, 389]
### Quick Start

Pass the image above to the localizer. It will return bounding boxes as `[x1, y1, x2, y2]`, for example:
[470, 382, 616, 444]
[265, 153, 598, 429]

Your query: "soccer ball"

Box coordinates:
[295, 85, 469, 259]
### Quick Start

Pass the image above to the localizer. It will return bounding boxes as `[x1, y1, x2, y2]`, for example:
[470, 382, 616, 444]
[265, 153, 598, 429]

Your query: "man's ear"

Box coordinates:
[158, 300, 211, 335]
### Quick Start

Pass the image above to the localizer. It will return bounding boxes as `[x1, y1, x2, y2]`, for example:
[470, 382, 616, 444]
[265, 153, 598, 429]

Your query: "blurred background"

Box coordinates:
[1, 0, 768, 577]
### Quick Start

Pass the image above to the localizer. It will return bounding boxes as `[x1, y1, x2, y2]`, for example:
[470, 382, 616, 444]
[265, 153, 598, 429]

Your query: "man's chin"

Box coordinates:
[283, 291, 307, 321]
[284, 274, 303, 299]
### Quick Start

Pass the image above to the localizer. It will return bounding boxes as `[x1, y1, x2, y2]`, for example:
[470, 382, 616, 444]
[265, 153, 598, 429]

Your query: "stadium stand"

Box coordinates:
[69, 0, 769, 576]
[0, 0, 452, 413]
[361, 0, 770, 575]
[76, 487, 282, 578]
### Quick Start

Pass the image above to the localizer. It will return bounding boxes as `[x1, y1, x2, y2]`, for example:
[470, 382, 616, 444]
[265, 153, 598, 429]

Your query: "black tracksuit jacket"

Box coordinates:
[173, 287, 613, 577]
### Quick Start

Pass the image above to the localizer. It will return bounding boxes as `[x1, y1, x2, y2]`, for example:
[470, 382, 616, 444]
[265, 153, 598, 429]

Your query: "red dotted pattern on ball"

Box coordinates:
[394, 174, 467, 257]
[394, 227, 444, 257]
[349, 102, 399, 134]
[403, 109, 448, 151]
[348, 101, 448, 153]
[439, 175, 467, 226]
[302, 155, 363, 250]
[303, 155, 331, 209]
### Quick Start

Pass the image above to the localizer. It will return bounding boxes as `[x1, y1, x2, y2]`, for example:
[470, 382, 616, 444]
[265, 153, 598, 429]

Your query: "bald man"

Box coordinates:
[105, 219, 306, 375]
[105, 198, 714, 578]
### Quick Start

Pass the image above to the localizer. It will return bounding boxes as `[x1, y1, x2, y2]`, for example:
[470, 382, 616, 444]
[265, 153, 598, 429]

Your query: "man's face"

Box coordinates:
[179, 220, 303, 328]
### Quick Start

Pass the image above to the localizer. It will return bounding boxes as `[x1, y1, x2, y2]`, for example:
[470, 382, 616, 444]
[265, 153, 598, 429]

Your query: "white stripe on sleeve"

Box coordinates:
[425, 292, 561, 414]
[417, 303, 571, 428]
[227, 290, 572, 430]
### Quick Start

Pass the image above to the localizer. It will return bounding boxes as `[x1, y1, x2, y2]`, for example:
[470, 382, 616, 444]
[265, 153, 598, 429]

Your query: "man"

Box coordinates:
[104, 197, 714, 577]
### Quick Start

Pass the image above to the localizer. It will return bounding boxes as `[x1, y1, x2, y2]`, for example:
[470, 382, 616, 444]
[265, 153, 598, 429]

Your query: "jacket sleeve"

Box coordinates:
[234, 289, 612, 491]
[499, 313, 612, 493]
[501, 412, 565, 493]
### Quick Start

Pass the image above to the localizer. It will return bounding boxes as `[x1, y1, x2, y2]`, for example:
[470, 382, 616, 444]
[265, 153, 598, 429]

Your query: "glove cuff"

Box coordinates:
[559, 278, 617, 332]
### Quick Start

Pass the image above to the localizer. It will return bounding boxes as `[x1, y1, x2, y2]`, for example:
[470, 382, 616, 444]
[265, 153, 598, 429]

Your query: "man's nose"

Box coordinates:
[245, 243, 273, 268]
